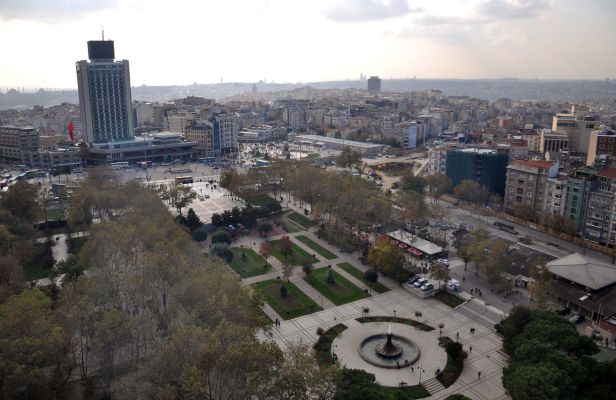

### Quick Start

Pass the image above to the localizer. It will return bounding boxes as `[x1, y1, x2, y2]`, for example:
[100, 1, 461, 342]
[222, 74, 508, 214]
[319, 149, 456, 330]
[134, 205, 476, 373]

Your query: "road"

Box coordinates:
[434, 200, 613, 264]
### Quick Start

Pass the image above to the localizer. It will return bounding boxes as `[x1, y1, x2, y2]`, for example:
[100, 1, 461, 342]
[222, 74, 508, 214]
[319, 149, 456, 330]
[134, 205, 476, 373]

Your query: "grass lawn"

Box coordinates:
[304, 153, 320, 160]
[45, 208, 65, 220]
[277, 218, 301, 233]
[296, 235, 336, 260]
[304, 267, 369, 306]
[337, 262, 390, 294]
[433, 291, 465, 308]
[437, 337, 465, 387]
[380, 385, 431, 399]
[69, 236, 88, 254]
[314, 324, 348, 366]
[24, 243, 53, 281]
[269, 239, 318, 266]
[229, 247, 271, 278]
[253, 279, 320, 320]
[356, 316, 435, 331]
[287, 212, 315, 229]
[247, 193, 280, 208]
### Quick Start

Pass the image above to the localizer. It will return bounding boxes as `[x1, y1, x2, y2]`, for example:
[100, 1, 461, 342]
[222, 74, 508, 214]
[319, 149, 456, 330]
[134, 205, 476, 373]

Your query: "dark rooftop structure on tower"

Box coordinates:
[87, 40, 115, 60]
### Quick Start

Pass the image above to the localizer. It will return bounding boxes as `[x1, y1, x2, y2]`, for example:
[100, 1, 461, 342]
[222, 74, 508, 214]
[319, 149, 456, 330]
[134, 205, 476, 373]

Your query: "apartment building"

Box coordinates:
[584, 169, 616, 245]
[564, 167, 598, 232]
[587, 128, 616, 166]
[551, 105, 599, 153]
[543, 175, 567, 216]
[504, 160, 559, 218]
[185, 124, 215, 156]
[0, 125, 40, 163]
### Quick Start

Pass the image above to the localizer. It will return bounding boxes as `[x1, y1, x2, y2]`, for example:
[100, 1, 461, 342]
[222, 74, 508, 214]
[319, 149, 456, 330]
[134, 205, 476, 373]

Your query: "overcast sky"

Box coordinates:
[0, 0, 615, 89]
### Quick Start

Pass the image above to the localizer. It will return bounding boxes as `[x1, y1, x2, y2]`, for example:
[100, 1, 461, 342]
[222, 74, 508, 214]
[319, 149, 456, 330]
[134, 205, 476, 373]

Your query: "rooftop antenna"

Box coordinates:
[101, 26, 105, 41]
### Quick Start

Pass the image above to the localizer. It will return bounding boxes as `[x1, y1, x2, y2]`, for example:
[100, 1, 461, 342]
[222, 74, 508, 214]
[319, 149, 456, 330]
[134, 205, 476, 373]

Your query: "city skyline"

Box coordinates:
[0, 0, 615, 89]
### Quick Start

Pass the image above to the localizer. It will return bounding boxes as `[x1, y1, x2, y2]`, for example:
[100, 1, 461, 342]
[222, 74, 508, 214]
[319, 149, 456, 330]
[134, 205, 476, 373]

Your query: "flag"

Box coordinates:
[68, 121, 75, 142]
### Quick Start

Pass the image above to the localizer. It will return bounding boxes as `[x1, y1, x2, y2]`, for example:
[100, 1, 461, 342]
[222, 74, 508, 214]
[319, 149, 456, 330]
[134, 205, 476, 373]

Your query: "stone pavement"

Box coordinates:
[259, 289, 509, 399]
[210, 200, 509, 399]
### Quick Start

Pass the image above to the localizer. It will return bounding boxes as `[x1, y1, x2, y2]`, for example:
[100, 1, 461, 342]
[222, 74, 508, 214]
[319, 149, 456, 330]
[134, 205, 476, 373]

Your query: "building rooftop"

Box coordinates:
[598, 168, 616, 179]
[294, 134, 383, 149]
[386, 230, 443, 255]
[510, 160, 554, 169]
[546, 253, 616, 290]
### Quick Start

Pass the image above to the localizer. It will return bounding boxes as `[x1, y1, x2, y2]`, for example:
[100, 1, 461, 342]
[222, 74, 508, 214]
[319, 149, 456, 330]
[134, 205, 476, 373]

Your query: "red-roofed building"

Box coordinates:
[504, 159, 560, 217]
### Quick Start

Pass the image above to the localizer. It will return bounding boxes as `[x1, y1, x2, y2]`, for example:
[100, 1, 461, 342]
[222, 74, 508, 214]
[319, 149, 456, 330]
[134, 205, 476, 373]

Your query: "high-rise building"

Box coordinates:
[367, 76, 381, 93]
[551, 105, 598, 153]
[445, 148, 509, 196]
[76, 40, 134, 144]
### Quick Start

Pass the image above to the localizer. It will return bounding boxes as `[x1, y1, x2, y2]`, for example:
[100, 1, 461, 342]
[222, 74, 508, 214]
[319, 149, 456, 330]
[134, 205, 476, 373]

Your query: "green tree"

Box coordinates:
[333, 369, 388, 400]
[335, 147, 363, 170]
[257, 221, 273, 237]
[430, 262, 450, 288]
[366, 238, 407, 283]
[191, 226, 208, 242]
[212, 231, 232, 245]
[425, 174, 453, 203]
[454, 180, 489, 205]
[363, 268, 379, 284]
[302, 262, 314, 276]
[401, 174, 426, 194]
[184, 208, 202, 233]
[168, 182, 196, 215]
[529, 261, 554, 309]
[0, 289, 73, 400]
[0, 182, 41, 227]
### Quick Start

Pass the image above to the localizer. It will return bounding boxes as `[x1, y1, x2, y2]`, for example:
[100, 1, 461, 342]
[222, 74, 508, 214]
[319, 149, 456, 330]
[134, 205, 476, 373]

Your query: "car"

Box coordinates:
[567, 313, 585, 324]
[408, 276, 420, 284]
[421, 283, 434, 291]
[436, 258, 450, 266]
[414, 278, 427, 288]
[556, 306, 570, 316]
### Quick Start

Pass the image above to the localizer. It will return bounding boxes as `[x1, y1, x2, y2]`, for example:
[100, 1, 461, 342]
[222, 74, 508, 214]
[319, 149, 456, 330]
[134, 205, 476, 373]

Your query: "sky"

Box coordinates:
[0, 0, 615, 89]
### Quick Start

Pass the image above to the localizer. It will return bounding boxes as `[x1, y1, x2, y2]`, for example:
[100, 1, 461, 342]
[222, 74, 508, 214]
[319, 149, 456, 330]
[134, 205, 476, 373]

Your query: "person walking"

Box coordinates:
[478, 371, 482, 379]
[469, 346, 472, 354]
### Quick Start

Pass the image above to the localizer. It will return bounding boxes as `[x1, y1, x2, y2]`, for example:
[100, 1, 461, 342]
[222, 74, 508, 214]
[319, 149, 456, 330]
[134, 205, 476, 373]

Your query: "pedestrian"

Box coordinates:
[469, 346, 472, 353]
[462, 276, 466, 282]
[411, 366, 414, 373]
[471, 288, 474, 295]
[456, 332, 460, 340]
[478, 371, 482, 379]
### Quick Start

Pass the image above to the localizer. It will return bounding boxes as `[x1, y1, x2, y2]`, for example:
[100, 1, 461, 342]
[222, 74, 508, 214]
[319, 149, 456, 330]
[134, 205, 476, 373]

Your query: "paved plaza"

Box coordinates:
[229, 203, 511, 399]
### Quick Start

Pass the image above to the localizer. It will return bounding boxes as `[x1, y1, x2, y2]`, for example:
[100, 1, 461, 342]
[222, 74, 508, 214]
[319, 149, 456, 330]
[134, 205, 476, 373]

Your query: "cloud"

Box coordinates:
[0, 0, 118, 22]
[326, 0, 422, 23]
[476, 0, 550, 20]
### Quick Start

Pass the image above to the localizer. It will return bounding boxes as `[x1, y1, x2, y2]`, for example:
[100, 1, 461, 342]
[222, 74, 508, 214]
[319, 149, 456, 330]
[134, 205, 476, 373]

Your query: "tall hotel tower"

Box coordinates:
[76, 40, 134, 144]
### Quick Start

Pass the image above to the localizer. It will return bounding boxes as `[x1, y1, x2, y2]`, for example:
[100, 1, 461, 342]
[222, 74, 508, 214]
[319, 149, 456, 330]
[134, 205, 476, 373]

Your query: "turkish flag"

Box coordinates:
[68, 121, 75, 142]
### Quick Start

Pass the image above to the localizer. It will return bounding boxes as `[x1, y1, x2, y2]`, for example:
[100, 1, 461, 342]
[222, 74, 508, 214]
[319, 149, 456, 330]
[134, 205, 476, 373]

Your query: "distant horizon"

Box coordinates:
[3, 76, 615, 93]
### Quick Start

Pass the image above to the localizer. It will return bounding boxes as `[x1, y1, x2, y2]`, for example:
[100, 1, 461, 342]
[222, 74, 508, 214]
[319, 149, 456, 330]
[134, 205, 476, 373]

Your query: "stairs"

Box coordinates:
[456, 300, 505, 330]
[422, 377, 446, 395]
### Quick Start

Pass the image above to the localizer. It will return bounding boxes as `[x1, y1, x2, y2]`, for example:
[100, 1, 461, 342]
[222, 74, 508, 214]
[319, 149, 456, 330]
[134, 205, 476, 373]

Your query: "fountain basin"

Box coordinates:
[358, 334, 420, 369]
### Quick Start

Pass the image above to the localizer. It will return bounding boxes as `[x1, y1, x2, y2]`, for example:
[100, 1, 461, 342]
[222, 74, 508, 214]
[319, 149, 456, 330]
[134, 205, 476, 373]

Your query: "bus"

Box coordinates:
[198, 157, 215, 164]
[15, 169, 40, 181]
[255, 159, 270, 167]
[137, 161, 153, 169]
[493, 220, 518, 235]
[109, 161, 129, 170]
[175, 176, 194, 185]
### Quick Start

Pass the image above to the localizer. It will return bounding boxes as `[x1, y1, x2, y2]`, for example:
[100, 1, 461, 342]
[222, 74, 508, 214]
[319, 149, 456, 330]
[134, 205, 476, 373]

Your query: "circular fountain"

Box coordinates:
[358, 325, 420, 368]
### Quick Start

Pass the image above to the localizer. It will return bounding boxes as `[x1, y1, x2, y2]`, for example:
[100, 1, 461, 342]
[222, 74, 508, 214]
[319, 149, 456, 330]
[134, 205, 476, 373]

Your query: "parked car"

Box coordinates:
[408, 276, 420, 285]
[414, 278, 427, 288]
[436, 258, 450, 266]
[556, 306, 571, 316]
[567, 314, 585, 324]
[421, 283, 434, 291]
